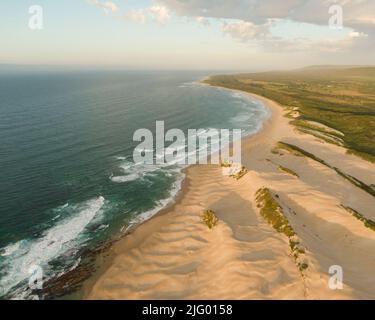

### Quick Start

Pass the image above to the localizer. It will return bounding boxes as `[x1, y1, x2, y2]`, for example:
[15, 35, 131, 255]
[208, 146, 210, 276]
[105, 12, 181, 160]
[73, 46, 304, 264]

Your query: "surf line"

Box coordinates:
[133, 120, 242, 165]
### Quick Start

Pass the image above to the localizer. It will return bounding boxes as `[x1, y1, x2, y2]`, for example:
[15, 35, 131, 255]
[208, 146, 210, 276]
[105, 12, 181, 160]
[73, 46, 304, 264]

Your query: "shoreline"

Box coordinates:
[81, 86, 278, 299]
[83, 86, 288, 299]
[84, 83, 375, 300]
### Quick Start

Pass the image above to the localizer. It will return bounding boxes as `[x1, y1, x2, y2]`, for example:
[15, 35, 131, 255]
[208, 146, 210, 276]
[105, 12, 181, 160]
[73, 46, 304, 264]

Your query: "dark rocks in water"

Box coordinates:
[41, 240, 114, 299]
[42, 263, 94, 299]
[85, 223, 102, 232]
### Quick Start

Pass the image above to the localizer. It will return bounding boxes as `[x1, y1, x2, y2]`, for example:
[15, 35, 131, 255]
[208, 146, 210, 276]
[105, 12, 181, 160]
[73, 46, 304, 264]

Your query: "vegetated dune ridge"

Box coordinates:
[86, 71, 375, 300]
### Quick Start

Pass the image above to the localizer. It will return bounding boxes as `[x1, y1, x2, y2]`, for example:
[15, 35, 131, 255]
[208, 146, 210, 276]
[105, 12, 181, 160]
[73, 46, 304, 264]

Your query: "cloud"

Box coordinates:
[86, 0, 374, 55]
[159, 0, 375, 36]
[259, 29, 369, 54]
[348, 31, 368, 38]
[126, 9, 147, 24]
[122, 5, 170, 25]
[148, 5, 170, 24]
[196, 16, 210, 26]
[222, 21, 271, 41]
[88, 0, 119, 15]
[154, 0, 375, 57]
[159, 0, 305, 24]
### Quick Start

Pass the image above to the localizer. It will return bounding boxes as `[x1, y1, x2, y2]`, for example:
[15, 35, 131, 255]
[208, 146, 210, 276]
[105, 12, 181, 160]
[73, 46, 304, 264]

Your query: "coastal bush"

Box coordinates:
[255, 188, 295, 237]
[341, 205, 375, 232]
[230, 166, 248, 180]
[256, 188, 308, 272]
[201, 210, 219, 229]
[220, 160, 233, 168]
[221, 162, 249, 180]
[271, 148, 283, 156]
[294, 126, 344, 147]
[279, 165, 299, 178]
[274, 143, 304, 157]
[298, 262, 309, 271]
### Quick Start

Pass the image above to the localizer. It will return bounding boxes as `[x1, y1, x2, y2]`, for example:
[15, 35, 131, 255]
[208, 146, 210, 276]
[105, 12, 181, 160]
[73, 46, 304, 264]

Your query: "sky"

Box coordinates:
[0, 0, 374, 71]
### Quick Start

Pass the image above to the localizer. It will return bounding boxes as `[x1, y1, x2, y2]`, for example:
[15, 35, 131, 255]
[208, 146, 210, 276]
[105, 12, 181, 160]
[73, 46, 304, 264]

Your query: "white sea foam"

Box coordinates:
[115, 156, 127, 160]
[127, 170, 185, 227]
[227, 90, 271, 137]
[178, 81, 197, 88]
[0, 196, 105, 298]
[111, 173, 140, 183]
[111, 158, 176, 184]
[230, 112, 251, 123]
[52, 214, 61, 221]
[1, 242, 21, 257]
[98, 224, 109, 231]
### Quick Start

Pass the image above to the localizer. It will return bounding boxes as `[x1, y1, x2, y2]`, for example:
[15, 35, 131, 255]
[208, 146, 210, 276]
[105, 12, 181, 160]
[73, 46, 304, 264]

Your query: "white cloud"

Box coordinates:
[196, 16, 210, 26]
[86, 0, 374, 56]
[154, 0, 375, 57]
[260, 30, 367, 53]
[222, 20, 271, 41]
[88, 0, 119, 15]
[122, 5, 170, 25]
[126, 9, 147, 24]
[159, 0, 306, 24]
[148, 5, 170, 25]
[159, 0, 375, 36]
[349, 31, 368, 38]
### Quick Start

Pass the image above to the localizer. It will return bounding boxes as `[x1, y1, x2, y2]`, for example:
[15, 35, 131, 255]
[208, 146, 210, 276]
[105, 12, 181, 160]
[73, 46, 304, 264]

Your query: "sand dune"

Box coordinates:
[86, 89, 375, 300]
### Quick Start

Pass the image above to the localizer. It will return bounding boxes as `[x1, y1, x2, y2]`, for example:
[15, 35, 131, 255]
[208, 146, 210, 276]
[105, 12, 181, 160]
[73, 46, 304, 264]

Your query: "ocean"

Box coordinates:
[0, 70, 270, 298]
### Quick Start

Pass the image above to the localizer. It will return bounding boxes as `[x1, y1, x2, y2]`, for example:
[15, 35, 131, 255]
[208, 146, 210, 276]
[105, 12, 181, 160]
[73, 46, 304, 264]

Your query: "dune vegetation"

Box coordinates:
[341, 205, 375, 232]
[278, 165, 299, 178]
[255, 188, 308, 272]
[201, 209, 219, 229]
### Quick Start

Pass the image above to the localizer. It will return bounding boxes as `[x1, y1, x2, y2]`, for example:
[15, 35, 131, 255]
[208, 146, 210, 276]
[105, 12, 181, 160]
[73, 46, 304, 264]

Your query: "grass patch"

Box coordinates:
[299, 262, 309, 271]
[230, 166, 248, 180]
[274, 142, 304, 157]
[201, 209, 219, 230]
[255, 188, 308, 272]
[341, 205, 375, 232]
[221, 162, 248, 180]
[220, 160, 233, 168]
[292, 119, 344, 137]
[295, 126, 344, 147]
[271, 148, 283, 155]
[255, 188, 295, 237]
[279, 165, 299, 178]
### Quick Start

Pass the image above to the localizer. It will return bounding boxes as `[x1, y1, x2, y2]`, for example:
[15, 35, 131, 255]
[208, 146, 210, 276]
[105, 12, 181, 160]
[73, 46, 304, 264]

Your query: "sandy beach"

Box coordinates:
[85, 87, 375, 300]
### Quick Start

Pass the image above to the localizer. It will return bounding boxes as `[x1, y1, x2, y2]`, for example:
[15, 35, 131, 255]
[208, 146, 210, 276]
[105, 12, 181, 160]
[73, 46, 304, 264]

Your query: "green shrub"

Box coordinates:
[279, 165, 299, 178]
[256, 188, 308, 272]
[201, 210, 219, 229]
[255, 188, 295, 237]
[230, 166, 248, 180]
